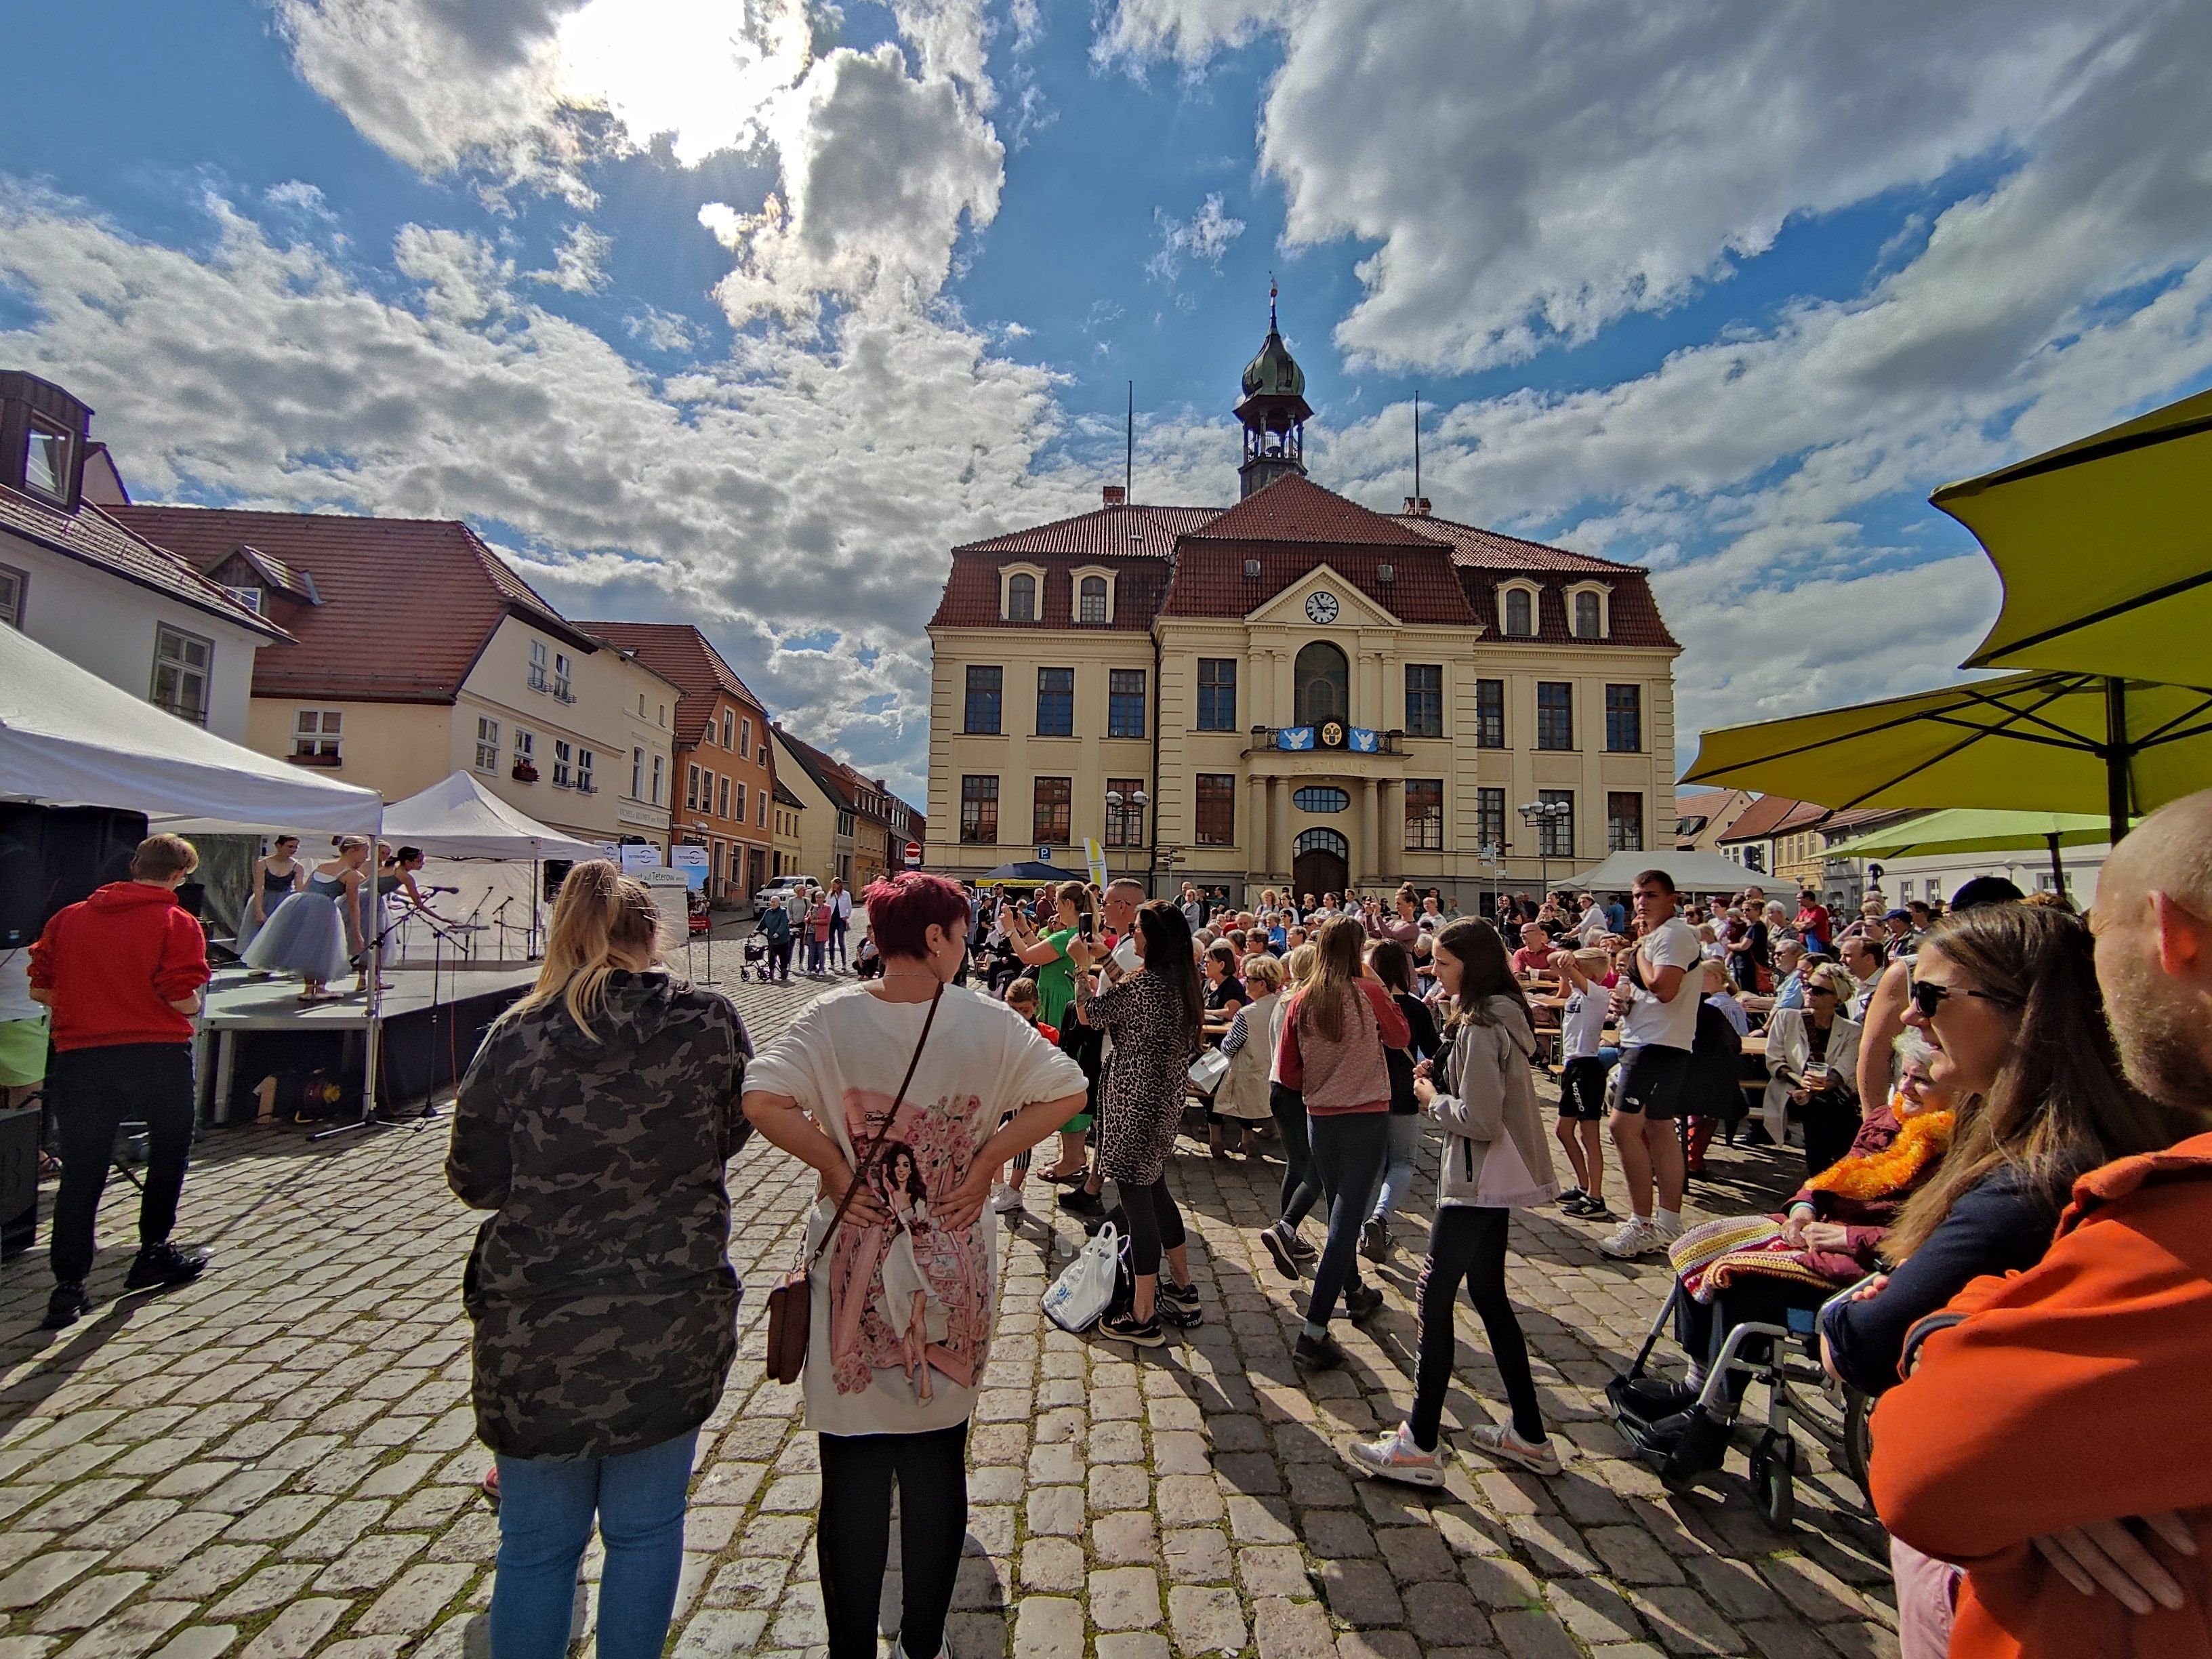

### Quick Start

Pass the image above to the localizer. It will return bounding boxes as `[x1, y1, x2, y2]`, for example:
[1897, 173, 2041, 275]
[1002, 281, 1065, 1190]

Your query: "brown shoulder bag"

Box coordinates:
[762, 983, 944, 1386]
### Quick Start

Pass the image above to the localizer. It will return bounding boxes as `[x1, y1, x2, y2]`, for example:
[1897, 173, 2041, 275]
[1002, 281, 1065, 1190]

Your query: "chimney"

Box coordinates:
[1401, 496, 1432, 516]
[1102, 484, 1126, 506]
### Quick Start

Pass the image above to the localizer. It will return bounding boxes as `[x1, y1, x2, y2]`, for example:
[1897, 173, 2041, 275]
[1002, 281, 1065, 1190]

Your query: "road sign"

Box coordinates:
[1036, 844, 1052, 864]
[903, 841, 922, 866]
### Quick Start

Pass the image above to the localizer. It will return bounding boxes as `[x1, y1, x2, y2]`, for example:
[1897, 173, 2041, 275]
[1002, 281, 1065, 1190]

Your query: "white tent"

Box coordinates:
[1565, 848, 1758, 893]
[380, 771, 600, 859]
[0, 625, 380, 830]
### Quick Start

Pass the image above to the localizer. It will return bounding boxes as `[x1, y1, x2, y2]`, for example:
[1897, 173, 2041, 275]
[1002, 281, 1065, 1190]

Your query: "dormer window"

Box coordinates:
[1008, 573, 1036, 621]
[1070, 565, 1117, 625]
[1499, 582, 1538, 638]
[22, 422, 70, 506]
[1564, 580, 1614, 640]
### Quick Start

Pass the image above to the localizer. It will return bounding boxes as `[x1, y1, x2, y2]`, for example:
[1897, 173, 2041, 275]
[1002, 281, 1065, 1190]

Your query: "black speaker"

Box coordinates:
[0, 804, 149, 947]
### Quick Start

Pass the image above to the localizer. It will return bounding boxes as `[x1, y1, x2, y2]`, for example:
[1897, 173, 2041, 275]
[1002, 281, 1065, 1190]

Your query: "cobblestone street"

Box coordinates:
[0, 966, 1900, 1659]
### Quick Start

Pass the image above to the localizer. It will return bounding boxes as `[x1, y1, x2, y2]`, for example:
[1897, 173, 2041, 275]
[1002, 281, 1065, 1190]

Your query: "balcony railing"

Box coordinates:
[1244, 726, 1406, 756]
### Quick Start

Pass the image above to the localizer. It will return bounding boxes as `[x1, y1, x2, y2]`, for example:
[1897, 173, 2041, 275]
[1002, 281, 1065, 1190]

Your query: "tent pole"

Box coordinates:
[2047, 833, 2065, 894]
[2106, 678, 2131, 844]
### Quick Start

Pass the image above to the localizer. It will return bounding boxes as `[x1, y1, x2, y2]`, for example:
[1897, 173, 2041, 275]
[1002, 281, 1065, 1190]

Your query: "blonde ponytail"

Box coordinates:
[513, 860, 665, 1041]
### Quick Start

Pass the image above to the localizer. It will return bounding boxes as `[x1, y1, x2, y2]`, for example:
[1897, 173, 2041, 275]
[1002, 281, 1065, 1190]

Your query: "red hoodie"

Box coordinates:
[30, 882, 209, 1051]
[1872, 1132, 2212, 1658]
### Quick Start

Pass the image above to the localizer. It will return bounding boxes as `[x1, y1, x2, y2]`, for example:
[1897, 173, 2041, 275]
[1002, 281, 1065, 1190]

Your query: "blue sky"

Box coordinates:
[4, 0, 2210, 802]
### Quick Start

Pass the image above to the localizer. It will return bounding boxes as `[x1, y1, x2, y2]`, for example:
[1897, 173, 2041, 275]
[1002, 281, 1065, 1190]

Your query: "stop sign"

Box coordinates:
[904, 841, 922, 865]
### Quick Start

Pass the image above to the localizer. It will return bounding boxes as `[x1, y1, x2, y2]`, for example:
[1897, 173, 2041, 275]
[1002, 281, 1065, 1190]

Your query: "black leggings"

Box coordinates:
[47, 1044, 195, 1287]
[1409, 1206, 1545, 1451]
[817, 1421, 969, 1659]
[1270, 1083, 1321, 1227]
[1118, 1178, 1187, 1279]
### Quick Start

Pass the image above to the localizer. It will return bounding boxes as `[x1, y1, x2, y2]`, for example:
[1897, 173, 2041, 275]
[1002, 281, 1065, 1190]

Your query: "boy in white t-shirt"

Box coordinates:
[1549, 947, 1616, 1221]
[1600, 869, 1703, 1258]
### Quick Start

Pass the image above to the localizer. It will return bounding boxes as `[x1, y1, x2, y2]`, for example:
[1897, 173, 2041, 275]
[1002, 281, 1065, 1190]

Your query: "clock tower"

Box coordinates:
[1235, 282, 1313, 499]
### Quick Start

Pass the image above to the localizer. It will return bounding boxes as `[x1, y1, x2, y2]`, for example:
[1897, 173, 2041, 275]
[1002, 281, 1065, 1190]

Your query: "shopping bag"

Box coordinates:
[1042, 1221, 1121, 1333]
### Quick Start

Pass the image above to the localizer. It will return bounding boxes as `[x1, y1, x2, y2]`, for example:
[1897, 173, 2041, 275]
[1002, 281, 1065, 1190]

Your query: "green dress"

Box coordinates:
[1034, 927, 1079, 1030]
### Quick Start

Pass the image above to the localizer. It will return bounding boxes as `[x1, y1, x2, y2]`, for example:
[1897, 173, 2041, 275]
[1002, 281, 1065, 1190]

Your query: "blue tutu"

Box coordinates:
[245, 890, 352, 984]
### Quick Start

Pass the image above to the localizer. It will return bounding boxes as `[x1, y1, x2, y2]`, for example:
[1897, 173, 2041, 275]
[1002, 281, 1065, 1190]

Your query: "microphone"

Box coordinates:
[421, 885, 460, 895]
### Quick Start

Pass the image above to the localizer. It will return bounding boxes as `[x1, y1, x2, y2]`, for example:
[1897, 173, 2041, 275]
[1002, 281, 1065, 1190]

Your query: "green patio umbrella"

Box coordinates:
[1934, 385, 2212, 690]
[1820, 808, 2128, 889]
[1680, 670, 2212, 842]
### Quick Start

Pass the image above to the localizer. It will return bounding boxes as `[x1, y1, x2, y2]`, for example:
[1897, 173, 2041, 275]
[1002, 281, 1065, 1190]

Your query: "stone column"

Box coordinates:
[1270, 775, 1291, 878]
[1249, 776, 1268, 884]
[1378, 779, 1400, 882]
[1359, 778, 1380, 886]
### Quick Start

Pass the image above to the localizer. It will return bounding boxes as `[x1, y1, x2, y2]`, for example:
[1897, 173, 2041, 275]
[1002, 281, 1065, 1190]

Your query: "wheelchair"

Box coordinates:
[1605, 1280, 1874, 1529]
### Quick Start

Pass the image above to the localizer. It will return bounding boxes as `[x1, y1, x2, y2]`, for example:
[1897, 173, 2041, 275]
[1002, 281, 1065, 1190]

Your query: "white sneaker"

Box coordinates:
[989, 1183, 1025, 1214]
[1598, 1216, 1668, 1258]
[1464, 1422, 1563, 1477]
[1345, 1425, 1446, 1488]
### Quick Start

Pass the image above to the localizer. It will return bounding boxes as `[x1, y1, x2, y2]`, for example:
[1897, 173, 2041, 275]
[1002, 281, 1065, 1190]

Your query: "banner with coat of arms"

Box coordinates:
[1275, 726, 1315, 750]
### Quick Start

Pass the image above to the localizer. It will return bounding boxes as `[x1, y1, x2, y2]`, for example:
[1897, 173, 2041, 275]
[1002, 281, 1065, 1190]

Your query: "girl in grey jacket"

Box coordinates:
[1348, 918, 1561, 1486]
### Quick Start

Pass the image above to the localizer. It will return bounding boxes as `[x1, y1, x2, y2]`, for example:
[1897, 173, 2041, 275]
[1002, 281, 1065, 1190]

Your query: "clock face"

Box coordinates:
[1305, 590, 1340, 624]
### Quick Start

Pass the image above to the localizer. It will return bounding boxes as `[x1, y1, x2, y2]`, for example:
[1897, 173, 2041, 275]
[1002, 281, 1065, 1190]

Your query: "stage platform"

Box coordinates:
[199, 964, 537, 1122]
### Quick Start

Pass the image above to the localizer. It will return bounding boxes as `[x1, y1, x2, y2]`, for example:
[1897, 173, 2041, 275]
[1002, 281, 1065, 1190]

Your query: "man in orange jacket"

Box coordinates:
[1873, 788, 2212, 1657]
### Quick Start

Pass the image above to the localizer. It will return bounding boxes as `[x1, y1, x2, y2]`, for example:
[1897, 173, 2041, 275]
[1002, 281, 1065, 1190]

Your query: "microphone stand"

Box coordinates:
[312, 897, 417, 1141]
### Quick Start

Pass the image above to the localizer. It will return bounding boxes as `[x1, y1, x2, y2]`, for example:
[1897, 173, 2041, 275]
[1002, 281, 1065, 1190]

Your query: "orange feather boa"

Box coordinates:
[1803, 1105, 1954, 1202]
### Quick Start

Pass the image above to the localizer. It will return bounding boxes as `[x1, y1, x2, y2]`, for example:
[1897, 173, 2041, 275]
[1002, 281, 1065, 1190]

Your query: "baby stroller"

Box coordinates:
[1605, 1279, 1875, 1529]
[739, 933, 769, 982]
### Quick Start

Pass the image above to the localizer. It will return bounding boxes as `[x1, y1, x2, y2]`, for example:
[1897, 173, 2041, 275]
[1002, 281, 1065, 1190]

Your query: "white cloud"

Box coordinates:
[1147, 192, 1244, 283]
[529, 221, 613, 293]
[0, 189, 1090, 797]
[1094, 0, 1286, 65]
[623, 304, 702, 352]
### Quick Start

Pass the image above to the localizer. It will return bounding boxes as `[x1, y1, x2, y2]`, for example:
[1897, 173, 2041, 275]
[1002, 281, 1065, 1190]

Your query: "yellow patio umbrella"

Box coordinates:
[1680, 670, 2212, 843]
[1821, 808, 2127, 890]
[1934, 385, 2212, 689]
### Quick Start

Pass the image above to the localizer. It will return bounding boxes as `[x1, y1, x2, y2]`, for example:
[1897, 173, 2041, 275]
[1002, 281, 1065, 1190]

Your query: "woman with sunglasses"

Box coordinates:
[1758, 962, 1864, 1174]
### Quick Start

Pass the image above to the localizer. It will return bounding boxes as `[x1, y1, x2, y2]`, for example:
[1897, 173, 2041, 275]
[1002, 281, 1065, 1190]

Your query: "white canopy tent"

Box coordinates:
[1565, 848, 1760, 894]
[0, 625, 380, 830]
[380, 771, 600, 860]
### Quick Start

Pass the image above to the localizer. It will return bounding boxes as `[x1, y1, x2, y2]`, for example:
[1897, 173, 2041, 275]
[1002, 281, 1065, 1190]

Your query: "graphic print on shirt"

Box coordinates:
[826, 1086, 989, 1401]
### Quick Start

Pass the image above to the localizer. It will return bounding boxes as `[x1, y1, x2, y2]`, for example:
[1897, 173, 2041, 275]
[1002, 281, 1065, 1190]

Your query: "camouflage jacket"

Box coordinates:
[449, 970, 752, 1460]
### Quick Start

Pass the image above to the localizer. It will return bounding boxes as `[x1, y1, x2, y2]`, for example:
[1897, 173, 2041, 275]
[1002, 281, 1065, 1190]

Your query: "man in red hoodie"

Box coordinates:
[1872, 788, 2212, 1658]
[29, 833, 213, 1329]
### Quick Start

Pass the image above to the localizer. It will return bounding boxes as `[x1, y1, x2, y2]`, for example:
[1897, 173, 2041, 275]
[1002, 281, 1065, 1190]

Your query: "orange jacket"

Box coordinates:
[1871, 1131, 2212, 1658]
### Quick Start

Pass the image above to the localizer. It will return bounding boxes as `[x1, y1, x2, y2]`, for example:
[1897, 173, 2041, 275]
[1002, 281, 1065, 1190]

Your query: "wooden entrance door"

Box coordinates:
[1293, 827, 1350, 904]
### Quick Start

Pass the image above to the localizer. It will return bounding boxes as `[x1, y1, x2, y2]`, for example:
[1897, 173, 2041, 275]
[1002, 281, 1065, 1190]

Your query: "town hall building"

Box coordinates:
[925, 309, 1682, 905]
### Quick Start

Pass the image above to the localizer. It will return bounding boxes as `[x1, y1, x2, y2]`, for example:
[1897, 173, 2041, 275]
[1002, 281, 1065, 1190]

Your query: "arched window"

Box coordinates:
[1504, 588, 1534, 636]
[1294, 827, 1350, 860]
[1574, 590, 1601, 638]
[1006, 573, 1036, 622]
[1294, 640, 1349, 728]
[1078, 576, 1108, 623]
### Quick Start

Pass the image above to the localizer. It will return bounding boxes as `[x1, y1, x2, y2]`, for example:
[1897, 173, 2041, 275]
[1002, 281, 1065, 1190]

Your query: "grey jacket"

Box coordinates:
[450, 970, 752, 1460]
[1425, 996, 1558, 1210]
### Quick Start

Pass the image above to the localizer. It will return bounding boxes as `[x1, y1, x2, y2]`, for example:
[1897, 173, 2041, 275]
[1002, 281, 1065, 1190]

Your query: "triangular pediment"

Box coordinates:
[1245, 563, 1401, 628]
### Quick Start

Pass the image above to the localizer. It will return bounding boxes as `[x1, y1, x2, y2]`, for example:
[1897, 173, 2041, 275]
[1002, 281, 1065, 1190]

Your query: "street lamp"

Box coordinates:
[1105, 787, 1149, 890]
[1519, 800, 1572, 901]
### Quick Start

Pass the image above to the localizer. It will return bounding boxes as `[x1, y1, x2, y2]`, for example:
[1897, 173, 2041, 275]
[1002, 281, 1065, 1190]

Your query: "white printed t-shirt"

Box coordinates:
[745, 983, 1086, 1437]
[1561, 982, 1611, 1061]
[1623, 916, 1703, 1052]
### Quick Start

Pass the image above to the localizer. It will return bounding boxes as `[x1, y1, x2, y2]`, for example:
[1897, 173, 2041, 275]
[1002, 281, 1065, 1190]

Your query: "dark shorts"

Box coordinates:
[1612, 1043, 1692, 1122]
[1559, 1055, 1613, 1121]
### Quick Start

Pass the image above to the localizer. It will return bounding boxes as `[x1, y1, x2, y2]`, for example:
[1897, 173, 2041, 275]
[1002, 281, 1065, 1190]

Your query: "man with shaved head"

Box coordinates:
[1875, 790, 2212, 1659]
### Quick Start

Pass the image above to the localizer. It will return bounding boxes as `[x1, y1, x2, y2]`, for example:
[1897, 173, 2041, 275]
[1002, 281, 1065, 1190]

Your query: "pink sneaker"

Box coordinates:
[1345, 1425, 1446, 1488]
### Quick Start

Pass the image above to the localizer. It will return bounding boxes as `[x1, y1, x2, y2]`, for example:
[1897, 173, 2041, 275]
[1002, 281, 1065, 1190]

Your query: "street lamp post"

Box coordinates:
[1105, 787, 1150, 890]
[1518, 800, 1571, 902]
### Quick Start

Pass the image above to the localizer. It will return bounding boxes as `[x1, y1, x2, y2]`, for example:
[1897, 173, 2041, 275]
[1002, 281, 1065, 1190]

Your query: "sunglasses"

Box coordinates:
[1909, 980, 2017, 1019]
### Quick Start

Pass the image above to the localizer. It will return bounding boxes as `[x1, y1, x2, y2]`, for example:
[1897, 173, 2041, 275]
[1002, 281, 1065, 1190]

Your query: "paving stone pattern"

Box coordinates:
[0, 961, 1900, 1659]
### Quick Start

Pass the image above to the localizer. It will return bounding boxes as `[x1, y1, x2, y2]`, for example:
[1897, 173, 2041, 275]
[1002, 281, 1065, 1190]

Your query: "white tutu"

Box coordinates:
[244, 890, 352, 984]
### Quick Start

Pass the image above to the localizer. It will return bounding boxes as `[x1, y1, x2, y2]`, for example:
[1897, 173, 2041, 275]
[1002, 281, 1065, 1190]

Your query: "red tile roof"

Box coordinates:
[1454, 565, 1679, 650]
[112, 504, 595, 702]
[1717, 795, 1820, 844]
[1160, 541, 1477, 626]
[580, 621, 768, 748]
[930, 551, 1173, 631]
[1188, 474, 1436, 547]
[0, 485, 286, 638]
[954, 504, 1221, 558]
[1399, 513, 1645, 574]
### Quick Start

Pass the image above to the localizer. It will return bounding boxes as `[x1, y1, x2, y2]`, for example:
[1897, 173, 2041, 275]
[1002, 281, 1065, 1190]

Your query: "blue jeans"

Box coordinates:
[490, 1430, 698, 1659]
[1368, 1114, 1421, 1223]
[808, 935, 827, 973]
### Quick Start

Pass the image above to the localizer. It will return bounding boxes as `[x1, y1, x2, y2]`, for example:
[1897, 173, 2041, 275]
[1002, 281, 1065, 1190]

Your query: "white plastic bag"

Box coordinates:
[1043, 1221, 1120, 1333]
[1187, 1048, 1230, 1094]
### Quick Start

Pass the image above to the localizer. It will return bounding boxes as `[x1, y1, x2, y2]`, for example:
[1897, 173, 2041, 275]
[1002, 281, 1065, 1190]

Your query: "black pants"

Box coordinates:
[1118, 1178, 1187, 1279]
[1673, 1275, 1835, 1404]
[1305, 1111, 1387, 1328]
[817, 1421, 969, 1659]
[1410, 1206, 1544, 1449]
[1270, 1083, 1320, 1228]
[47, 1043, 195, 1286]
[766, 935, 794, 980]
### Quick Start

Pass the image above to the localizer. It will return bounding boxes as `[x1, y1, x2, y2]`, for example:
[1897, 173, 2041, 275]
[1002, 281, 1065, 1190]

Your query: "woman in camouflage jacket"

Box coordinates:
[449, 863, 752, 1659]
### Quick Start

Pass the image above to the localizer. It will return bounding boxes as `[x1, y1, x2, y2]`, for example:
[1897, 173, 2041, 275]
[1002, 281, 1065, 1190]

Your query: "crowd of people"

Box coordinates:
[24, 797, 2212, 1659]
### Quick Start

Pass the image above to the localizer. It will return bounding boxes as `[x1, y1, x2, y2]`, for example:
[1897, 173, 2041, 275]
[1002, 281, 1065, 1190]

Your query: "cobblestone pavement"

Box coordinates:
[0, 966, 1900, 1659]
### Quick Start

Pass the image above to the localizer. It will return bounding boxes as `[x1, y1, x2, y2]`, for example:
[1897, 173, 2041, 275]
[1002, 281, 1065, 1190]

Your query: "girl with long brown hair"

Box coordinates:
[1275, 914, 1412, 1374]
[451, 860, 756, 1659]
